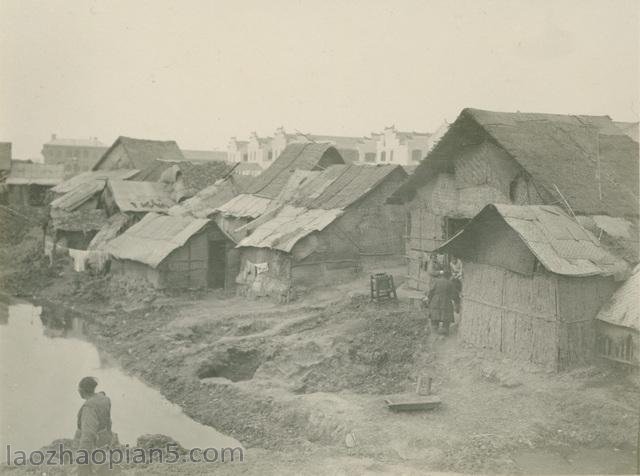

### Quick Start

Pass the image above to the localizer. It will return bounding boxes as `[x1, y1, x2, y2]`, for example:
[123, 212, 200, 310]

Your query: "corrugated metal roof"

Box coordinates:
[215, 193, 273, 219]
[229, 164, 406, 252]
[106, 213, 210, 267]
[169, 175, 253, 218]
[245, 142, 344, 198]
[597, 264, 639, 330]
[236, 205, 342, 253]
[438, 204, 628, 277]
[292, 164, 406, 209]
[50, 180, 104, 211]
[6, 162, 65, 185]
[108, 180, 175, 213]
[52, 169, 139, 194]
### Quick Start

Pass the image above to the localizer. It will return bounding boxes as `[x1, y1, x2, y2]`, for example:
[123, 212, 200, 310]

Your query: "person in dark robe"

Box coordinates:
[424, 269, 460, 335]
[74, 377, 113, 475]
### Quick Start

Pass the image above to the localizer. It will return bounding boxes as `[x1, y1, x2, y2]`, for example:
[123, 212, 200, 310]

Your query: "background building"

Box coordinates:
[42, 134, 108, 175]
[374, 126, 432, 165]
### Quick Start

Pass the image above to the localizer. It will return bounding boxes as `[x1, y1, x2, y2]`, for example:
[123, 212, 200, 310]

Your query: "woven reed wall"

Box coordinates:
[461, 262, 559, 369]
[461, 262, 617, 370]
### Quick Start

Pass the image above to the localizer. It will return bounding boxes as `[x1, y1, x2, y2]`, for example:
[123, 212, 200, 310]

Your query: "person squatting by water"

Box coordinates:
[74, 376, 116, 475]
[423, 268, 460, 336]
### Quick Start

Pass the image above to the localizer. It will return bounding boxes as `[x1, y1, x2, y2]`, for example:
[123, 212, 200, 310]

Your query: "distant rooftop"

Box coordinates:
[44, 134, 107, 148]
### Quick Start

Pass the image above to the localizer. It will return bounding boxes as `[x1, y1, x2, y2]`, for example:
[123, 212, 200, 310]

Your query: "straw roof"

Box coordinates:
[50, 207, 108, 232]
[88, 213, 130, 250]
[137, 159, 233, 196]
[596, 264, 639, 330]
[106, 213, 210, 267]
[6, 162, 65, 186]
[107, 180, 175, 213]
[438, 204, 628, 278]
[93, 136, 184, 172]
[392, 108, 639, 217]
[245, 142, 345, 199]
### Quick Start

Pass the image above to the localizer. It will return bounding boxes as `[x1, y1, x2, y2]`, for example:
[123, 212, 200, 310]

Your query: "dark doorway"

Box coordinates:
[445, 217, 470, 239]
[208, 241, 226, 288]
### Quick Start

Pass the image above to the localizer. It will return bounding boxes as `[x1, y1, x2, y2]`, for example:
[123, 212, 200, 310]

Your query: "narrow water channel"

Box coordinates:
[0, 299, 240, 459]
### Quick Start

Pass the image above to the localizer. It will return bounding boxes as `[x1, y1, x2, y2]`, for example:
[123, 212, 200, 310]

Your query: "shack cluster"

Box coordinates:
[1, 108, 638, 371]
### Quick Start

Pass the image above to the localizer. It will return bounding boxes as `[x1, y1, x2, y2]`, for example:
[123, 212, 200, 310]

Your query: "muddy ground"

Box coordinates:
[1, 223, 639, 475]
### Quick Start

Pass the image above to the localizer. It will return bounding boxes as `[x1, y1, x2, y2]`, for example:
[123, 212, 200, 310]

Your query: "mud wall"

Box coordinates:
[236, 247, 293, 300]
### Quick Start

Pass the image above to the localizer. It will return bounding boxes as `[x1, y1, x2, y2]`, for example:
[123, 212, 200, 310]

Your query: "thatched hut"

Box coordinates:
[595, 264, 639, 366]
[92, 136, 184, 172]
[437, 204, 628, 370]
[213, 142, 346, 241]
[390, 108, 639, 291]
[106, 213, 234, 289]
[235, 164, 408, 299]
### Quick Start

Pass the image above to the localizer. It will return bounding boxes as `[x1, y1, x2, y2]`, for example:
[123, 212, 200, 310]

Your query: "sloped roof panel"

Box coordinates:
[438, 204, 628, 277]
[51, 169, 139, 194]
[236, 205, 343, 253]
[215, 193, 273, 219]
[50, 180, 104, 211]
[245, 142, 344, 198]
[105, 213, 210, 267]
[108, 180, 175, 213]
[596, 264, 639, 330]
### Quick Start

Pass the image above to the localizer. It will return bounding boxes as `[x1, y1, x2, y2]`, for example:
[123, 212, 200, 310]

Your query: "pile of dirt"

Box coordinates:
[297, 301, 430, 394]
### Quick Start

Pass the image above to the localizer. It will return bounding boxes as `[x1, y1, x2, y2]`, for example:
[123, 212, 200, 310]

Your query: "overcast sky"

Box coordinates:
[1, 0, 638, 159]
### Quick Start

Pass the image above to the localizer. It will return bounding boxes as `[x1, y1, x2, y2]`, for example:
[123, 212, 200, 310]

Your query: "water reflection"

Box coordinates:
[0, 301, 240, 459]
